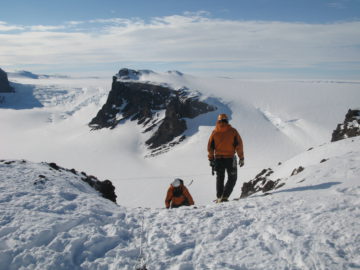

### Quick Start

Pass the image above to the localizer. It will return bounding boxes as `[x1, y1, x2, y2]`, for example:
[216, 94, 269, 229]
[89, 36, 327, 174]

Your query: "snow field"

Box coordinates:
[2, 73, 360, 207]
[0, 136, 359, 269]
[0, 71, 360, 269]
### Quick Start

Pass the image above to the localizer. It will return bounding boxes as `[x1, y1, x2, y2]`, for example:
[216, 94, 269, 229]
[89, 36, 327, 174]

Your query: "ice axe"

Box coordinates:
[210, 160, 216, 175]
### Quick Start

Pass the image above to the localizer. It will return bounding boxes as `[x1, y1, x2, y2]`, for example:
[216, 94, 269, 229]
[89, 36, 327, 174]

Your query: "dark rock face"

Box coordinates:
[116, 68, 153, 80]
[81, 176, 117, 203]
[240, 163, 309, 198]
[89, 72, 216, 153]
[331, 109, 360, 142]
[240, 168, 282, 198]
[0, 68, 14, 93]
[47, 162, 117, 203]
[291, 166, 304, 176]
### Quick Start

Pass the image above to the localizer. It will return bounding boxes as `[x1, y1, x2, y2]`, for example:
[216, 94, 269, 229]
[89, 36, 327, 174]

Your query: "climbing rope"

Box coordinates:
[134, 211, 148, 270]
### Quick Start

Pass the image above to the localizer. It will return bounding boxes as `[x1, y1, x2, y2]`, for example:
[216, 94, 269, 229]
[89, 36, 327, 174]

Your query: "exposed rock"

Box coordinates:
[49, 162, 61, 171]
[240, 164, 309, 198]
[167, 70, 184, 76]
[331, 109, 360, 142]
[46, 162, 117, 203]
[116, 68, 153, 80]
[240, 168, 282, 198]
[89, 71, 216, 153]
[81, 176, 117, 203]
[0, 68, 14, 93]
[4, 160, 16, 165]
[291, 166, 304, 176]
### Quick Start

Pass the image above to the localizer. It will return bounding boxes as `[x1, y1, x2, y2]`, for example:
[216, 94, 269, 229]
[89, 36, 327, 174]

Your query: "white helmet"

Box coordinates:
[172, 178, 182, 187]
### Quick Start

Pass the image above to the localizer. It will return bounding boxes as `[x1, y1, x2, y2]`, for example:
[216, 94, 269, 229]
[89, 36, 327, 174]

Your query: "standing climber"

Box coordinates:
[208, 113, 244, 203]
[165, 178, 194, 209]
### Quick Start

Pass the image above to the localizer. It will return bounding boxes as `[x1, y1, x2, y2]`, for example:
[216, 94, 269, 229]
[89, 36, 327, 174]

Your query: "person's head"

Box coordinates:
[217, 113, 229, 125]
[171, 178, 183, 187]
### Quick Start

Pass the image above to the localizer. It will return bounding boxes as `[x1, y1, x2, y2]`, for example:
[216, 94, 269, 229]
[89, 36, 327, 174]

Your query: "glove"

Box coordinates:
[239, 158, 245, 167]
[209, 159, 216, 168]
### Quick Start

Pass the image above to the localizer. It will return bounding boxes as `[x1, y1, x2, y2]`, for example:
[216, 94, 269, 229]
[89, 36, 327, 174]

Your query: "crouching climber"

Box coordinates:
[165, 178, 194, 209]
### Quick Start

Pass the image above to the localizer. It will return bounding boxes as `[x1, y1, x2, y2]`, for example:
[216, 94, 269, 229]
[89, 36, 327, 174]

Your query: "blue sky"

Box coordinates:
[1, 0, 359, 24]
[1, 0, 360, 79]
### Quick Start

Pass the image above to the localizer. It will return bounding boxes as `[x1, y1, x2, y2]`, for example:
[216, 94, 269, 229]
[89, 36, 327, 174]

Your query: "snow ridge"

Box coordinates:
[1, 136, 359, 269]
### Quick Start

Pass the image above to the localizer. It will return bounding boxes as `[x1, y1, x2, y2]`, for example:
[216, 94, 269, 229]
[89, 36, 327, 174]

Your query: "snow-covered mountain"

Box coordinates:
[89, 69, 217, 156]
[0, 68, 14, 93]
[1, 69, 360, 207]
[0, 135, 359, 269]
[1, 68, 360, 269]
[8, 70, 69, 80]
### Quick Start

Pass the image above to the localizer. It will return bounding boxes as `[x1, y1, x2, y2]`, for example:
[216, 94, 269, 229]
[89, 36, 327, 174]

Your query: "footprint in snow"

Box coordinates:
[59, 192, 78, 201]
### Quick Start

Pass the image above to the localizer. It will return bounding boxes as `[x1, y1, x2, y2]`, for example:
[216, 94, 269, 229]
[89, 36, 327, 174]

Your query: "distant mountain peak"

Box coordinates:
[0, 68, 14, 93]
[116, 68, 155, 81]
[14, 70, 41, 79]
[167, 70, 184, 76]
[89, 78, 216, 156]
[115, 68, 185, 81]
[8, 70, 69, 79]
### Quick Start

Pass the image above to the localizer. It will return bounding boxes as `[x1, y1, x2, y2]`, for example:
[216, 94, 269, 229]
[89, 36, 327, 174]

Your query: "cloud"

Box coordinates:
[0, 21, 25, 31]
[1, 14, 360, 78]
[29, 25, 66, 31]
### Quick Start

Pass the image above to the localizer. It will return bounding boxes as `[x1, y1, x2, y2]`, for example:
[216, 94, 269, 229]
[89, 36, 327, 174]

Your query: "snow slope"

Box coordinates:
[0, 136, 359, 270]
[1, 71, 360, 208]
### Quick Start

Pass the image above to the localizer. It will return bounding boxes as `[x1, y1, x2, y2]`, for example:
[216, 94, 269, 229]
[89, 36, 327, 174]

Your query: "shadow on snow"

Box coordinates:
[0, 82, 43, 110]
[274, 182, 342, 194]
[183, 97, 232, 137]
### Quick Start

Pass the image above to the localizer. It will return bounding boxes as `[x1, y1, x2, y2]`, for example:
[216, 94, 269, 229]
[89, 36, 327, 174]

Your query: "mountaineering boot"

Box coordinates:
[220, 197, 229, 202]
[214, 197, 228, 203]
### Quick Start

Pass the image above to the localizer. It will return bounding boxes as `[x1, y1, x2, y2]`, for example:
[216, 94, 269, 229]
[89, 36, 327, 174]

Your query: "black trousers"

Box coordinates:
[215, 158, 237, 199]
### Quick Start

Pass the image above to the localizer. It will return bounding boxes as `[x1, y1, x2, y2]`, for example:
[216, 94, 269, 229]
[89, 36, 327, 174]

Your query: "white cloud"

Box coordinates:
[29, 25, 66, 31]
[65, 20, 85, 26]
[1, 14, 360, 78]
[0, 21, 24, 31]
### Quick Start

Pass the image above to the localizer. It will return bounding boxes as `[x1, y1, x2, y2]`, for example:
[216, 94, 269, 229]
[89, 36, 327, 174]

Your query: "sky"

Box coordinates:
[0, 0, 360, 79]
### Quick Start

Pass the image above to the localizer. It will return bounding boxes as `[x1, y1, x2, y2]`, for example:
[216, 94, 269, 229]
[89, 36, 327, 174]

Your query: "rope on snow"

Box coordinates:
[134, 211, 148, 270]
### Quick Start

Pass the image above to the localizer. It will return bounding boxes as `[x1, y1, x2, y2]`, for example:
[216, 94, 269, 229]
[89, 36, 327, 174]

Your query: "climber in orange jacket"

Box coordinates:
[165, 178, 194, 209]
[207, 113, 244, 203]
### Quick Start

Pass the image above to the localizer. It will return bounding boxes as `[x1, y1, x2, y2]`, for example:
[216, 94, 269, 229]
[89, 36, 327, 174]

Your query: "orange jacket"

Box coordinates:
[207, 123, 244, 160]
[165, 185, 194, 208]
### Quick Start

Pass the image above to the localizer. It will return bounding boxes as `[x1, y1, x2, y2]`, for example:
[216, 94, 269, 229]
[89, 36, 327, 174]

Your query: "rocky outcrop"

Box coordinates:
[291, 166, 305, 176]
[239, 109, 360, 199]
[331, 109, 360, 142]
[89, 70, 216, 153]
[0, 68, 14, 93]
[240, 168, 283, 198]
[47, 162, 117, 203]
[116, 68, 153, 80]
